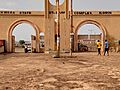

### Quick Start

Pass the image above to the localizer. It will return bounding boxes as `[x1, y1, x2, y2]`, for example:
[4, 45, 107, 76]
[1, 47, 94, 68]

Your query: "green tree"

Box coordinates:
[19, 40, 25, 45]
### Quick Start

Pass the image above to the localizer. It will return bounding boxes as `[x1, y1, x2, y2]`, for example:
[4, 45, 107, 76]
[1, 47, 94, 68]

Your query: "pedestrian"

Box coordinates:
[24, 44, 28, 53]
[104, 40, 109, 56]
[96, 40, 101, 55]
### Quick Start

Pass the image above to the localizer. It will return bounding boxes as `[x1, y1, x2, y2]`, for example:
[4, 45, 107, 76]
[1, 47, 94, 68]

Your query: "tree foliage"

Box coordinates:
[106, 34, 116, 47]
[19, 40, 25, 45]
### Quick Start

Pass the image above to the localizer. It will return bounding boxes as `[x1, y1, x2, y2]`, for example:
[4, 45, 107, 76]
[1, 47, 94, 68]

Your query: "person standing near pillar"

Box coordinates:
[104, 40, 109, 56]
[97, 40, 101, 55]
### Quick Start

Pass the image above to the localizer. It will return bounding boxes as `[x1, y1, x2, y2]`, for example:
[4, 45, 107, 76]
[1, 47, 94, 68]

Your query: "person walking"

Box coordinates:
[104, 40, 109, 56]
[96, 40, 101, 55]
[24, 44, 28, 53]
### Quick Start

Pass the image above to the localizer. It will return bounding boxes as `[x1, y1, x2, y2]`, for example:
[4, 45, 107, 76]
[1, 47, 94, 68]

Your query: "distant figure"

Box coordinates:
[104, 40, 109, 56]
[24, 44, 28, 53]
[96, 40, 101, 55]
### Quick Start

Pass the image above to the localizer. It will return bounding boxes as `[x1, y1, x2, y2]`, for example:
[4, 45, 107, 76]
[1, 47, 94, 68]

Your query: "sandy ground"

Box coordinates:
[0, 52, 120, 90]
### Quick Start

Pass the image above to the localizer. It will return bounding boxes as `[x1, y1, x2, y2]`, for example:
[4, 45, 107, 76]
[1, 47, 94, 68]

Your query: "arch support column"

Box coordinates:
[36, 33, 40, 53]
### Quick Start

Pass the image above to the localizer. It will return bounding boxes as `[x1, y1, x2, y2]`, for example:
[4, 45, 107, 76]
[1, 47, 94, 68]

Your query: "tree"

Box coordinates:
[106, 34, 116, 47]
[19, 40, 25, 45]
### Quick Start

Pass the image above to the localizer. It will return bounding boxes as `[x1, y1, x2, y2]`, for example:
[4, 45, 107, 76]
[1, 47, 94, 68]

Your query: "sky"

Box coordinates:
[12, 23, 36, 41]
[0, 0, 120, 41]
[0, 0, 120, 11]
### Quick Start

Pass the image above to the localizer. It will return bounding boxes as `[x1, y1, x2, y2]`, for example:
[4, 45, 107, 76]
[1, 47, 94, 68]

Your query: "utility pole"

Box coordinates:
[70, 0, 74, 56]
[71, 0, 73, 33]
[54, 0, 60, 58]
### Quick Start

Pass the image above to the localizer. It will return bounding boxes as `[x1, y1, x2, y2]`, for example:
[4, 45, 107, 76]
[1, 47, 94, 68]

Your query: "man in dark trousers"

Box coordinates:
[104, 40, 109, 56]
[24, 44, 28, 53]
[96, 40, 101, 55]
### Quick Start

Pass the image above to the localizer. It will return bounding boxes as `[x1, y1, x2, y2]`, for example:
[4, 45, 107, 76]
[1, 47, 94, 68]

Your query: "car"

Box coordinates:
[27, 45, 31, 52]
[78, 43, 88, 52]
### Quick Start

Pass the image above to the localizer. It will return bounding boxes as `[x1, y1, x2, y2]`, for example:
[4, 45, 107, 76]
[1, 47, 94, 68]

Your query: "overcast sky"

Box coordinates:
[1, 0, 120, 41]
[0, 0, 120, 11]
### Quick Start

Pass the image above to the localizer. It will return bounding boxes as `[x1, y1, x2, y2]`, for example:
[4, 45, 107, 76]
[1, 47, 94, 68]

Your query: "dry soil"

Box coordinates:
[0, 52, 120, 90]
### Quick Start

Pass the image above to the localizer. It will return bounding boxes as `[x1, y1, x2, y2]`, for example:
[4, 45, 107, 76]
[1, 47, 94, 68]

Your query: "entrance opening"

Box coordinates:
[77, 24, 102, 52]
[12, 23, 36, 53]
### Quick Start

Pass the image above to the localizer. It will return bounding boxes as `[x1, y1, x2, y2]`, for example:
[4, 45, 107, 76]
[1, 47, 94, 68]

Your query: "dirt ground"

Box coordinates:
[0, 52, 120, 90]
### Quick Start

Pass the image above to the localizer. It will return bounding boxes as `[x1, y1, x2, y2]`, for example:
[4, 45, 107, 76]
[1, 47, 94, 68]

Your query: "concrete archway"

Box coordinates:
[74, 20, 107, 53]
[8, 20, 40, 53]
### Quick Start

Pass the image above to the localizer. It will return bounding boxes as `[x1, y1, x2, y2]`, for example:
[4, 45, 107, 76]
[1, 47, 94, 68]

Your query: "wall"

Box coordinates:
[73, 11, 120, 40]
